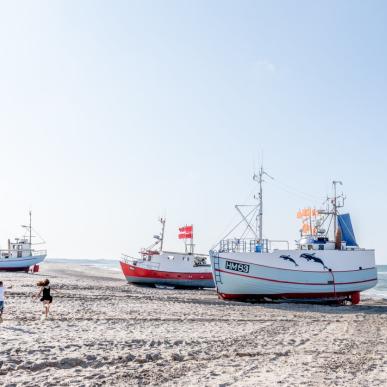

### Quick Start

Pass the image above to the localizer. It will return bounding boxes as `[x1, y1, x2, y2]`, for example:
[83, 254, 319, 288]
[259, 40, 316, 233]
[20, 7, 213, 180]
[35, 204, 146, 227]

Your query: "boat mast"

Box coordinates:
[29, 211, 32, 246]
[189, 225, 194, 254]
[253, 166, 273, 244]
[28, 211, 33, 255]
[258, 166, 264, 243]
[159, 217, 166, 251]
[332, 180, 343, 238]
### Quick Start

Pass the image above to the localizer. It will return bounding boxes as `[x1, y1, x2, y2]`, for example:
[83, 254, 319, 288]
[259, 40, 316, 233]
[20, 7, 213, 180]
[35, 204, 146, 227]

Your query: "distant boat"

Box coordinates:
[210, 169, 377, 304]
[0, 212, 47, 272]
[120, 219, 214, 288]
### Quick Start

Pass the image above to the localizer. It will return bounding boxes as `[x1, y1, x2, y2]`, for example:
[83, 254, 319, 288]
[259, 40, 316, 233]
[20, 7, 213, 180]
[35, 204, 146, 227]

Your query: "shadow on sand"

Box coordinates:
[215, 296, 387, 315]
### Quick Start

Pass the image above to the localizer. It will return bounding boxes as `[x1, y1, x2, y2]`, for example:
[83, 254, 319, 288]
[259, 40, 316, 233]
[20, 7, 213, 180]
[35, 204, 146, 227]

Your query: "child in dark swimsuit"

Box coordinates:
[34, 279, 53, 319]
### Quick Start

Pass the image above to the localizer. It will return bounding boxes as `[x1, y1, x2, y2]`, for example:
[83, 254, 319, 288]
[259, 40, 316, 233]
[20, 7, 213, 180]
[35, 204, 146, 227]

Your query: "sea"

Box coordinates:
[46, 258, 121, 272]
[46, 259, 387, 300]
[364, 265, 387, 300]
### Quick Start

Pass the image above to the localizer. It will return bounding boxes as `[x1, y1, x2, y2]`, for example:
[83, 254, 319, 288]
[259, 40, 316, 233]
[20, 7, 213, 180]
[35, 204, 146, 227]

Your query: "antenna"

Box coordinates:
[21, 211, 33, 253]
[29, 211, 32, 247]
[159, 217, 166, 251]
[253, 166, 274, 243]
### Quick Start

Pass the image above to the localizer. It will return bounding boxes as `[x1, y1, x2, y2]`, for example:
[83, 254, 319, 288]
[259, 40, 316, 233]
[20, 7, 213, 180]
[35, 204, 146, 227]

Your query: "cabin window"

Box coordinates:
[318, 245, 324, 250]
[186, 257, 189, 261]
[308, 245, 313, 250]
[147, 256, 152, 261]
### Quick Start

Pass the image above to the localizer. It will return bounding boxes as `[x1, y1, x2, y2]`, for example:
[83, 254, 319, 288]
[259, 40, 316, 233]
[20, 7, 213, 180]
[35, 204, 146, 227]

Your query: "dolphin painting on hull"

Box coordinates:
[299, 253, 329, 270]
[279, 255, 299, 267]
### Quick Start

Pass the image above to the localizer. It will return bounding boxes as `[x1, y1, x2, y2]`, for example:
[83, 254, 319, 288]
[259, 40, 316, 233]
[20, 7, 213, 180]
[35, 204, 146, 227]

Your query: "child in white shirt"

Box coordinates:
[0, 281, 4, 323]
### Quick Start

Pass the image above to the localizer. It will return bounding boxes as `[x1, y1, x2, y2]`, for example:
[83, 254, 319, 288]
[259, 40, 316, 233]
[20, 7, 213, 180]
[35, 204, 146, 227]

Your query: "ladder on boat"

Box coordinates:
[213, 253, 222, 285]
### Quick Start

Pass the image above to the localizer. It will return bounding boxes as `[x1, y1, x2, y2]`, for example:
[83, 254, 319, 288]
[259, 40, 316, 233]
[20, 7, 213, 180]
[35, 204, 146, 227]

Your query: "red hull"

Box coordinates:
[120, 261, 214, 288]
[218, 291, 361, 304]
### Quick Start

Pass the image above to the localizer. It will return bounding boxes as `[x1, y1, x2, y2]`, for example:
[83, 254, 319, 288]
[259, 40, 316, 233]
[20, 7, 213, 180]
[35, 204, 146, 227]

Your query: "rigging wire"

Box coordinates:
[211, 205, 258, 250]
[31, 227, 46, 245]
[325, 213, 334, 236]
[269, 178, 321, 203]
[210, 187, 257, 247]
[210, 170, 328, 249]
[239, 207, 259, 239]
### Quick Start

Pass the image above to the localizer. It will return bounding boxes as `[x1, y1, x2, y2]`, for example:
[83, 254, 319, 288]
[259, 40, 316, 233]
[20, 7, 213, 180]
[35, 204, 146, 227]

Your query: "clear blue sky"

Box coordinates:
[0, 1, 386, 263]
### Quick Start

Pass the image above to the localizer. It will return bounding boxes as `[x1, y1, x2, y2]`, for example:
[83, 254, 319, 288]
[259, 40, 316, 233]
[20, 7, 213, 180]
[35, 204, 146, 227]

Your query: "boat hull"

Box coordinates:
[210, 250, 377, 302]
[120, 261, 214, 288]
[0, 255, 46, 272]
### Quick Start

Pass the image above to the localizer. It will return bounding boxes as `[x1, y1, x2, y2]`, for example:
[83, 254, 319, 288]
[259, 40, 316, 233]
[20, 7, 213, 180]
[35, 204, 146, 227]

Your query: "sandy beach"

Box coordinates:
[0, 263, 387, 386]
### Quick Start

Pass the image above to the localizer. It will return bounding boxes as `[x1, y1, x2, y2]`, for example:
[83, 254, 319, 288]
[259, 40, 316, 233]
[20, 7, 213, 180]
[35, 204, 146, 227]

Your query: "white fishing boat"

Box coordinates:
[210, 169, 377, 304]
[120, 219, 214, 288]
[0, 212, 47, 272]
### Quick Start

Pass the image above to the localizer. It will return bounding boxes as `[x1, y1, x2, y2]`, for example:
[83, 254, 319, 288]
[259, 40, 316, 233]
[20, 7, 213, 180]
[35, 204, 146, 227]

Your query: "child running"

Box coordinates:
[0, 281, 4, 323]
[34, 279, 53, 319]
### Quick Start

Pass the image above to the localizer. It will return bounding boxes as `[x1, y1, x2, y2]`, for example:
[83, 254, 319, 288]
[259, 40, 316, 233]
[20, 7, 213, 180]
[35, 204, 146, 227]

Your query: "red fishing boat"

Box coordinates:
[120, 219, 214, 288]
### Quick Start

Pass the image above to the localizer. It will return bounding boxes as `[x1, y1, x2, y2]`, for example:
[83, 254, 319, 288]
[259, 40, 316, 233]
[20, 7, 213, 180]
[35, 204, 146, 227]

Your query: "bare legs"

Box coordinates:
[43, 301, 51, 318]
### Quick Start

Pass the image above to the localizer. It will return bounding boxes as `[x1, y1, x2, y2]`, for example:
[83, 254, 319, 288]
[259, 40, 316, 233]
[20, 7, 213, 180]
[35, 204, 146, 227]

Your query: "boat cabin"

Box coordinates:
[1, 238, 32, 259]
[297, 236, 336, 251]
[135, 250, 210, 267]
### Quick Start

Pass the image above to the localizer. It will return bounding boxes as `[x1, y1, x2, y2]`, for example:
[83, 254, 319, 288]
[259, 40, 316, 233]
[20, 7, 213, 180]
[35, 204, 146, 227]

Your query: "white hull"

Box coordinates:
[0, 254, 46, 271]
[120, 251, 214, 288]
[210, 249, 377, 300]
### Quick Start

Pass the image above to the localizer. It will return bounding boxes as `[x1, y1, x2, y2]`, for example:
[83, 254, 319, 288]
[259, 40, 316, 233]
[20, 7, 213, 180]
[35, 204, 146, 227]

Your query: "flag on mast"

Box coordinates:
[178, 225, 193, 239]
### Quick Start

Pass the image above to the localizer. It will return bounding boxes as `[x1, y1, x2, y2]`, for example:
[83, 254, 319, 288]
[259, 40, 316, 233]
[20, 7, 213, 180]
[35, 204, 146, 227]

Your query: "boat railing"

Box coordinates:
[218, 239, 289, 253]
[162, 250, 209, 258]
[268, 240, 290, 251]
[32, 250, 47, 256]
[121, 253, 138, 264]
[121, 253, 161, 270]
[0, 249, 47, 258]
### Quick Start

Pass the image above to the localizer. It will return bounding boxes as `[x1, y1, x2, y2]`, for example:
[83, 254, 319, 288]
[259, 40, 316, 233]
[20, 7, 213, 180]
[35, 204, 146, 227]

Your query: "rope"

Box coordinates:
[270, 179, 320, 202]
[211, 188, 257, 246]
[329, 269, 337, 299]
[210, 206, 258, 250]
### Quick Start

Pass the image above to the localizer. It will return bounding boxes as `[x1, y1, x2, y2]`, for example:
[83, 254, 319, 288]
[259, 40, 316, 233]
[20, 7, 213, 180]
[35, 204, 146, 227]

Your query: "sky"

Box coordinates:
[0, 1, 386, 263]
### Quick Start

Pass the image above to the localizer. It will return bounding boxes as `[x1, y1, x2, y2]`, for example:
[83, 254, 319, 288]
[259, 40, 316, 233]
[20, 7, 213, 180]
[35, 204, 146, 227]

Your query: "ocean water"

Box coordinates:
[46, 258, 121, 272]
[46, 259, 387, 300]
[363, 265, 387, 300]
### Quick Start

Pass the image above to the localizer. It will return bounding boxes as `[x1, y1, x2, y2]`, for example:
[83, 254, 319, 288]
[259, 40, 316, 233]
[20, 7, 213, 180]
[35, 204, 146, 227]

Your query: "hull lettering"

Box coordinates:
[225, 260, 250, 274]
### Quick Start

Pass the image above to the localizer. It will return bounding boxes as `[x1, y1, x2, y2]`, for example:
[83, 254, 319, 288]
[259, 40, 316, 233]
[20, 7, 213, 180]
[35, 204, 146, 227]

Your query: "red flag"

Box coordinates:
[179, 225, 193, 233]
[178, 232, 193, 239]
[178, 225, 194, 239]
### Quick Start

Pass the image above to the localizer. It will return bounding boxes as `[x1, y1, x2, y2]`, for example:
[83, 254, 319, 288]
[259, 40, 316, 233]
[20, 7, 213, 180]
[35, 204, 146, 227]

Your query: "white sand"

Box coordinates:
[1, 263, 387, 386]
